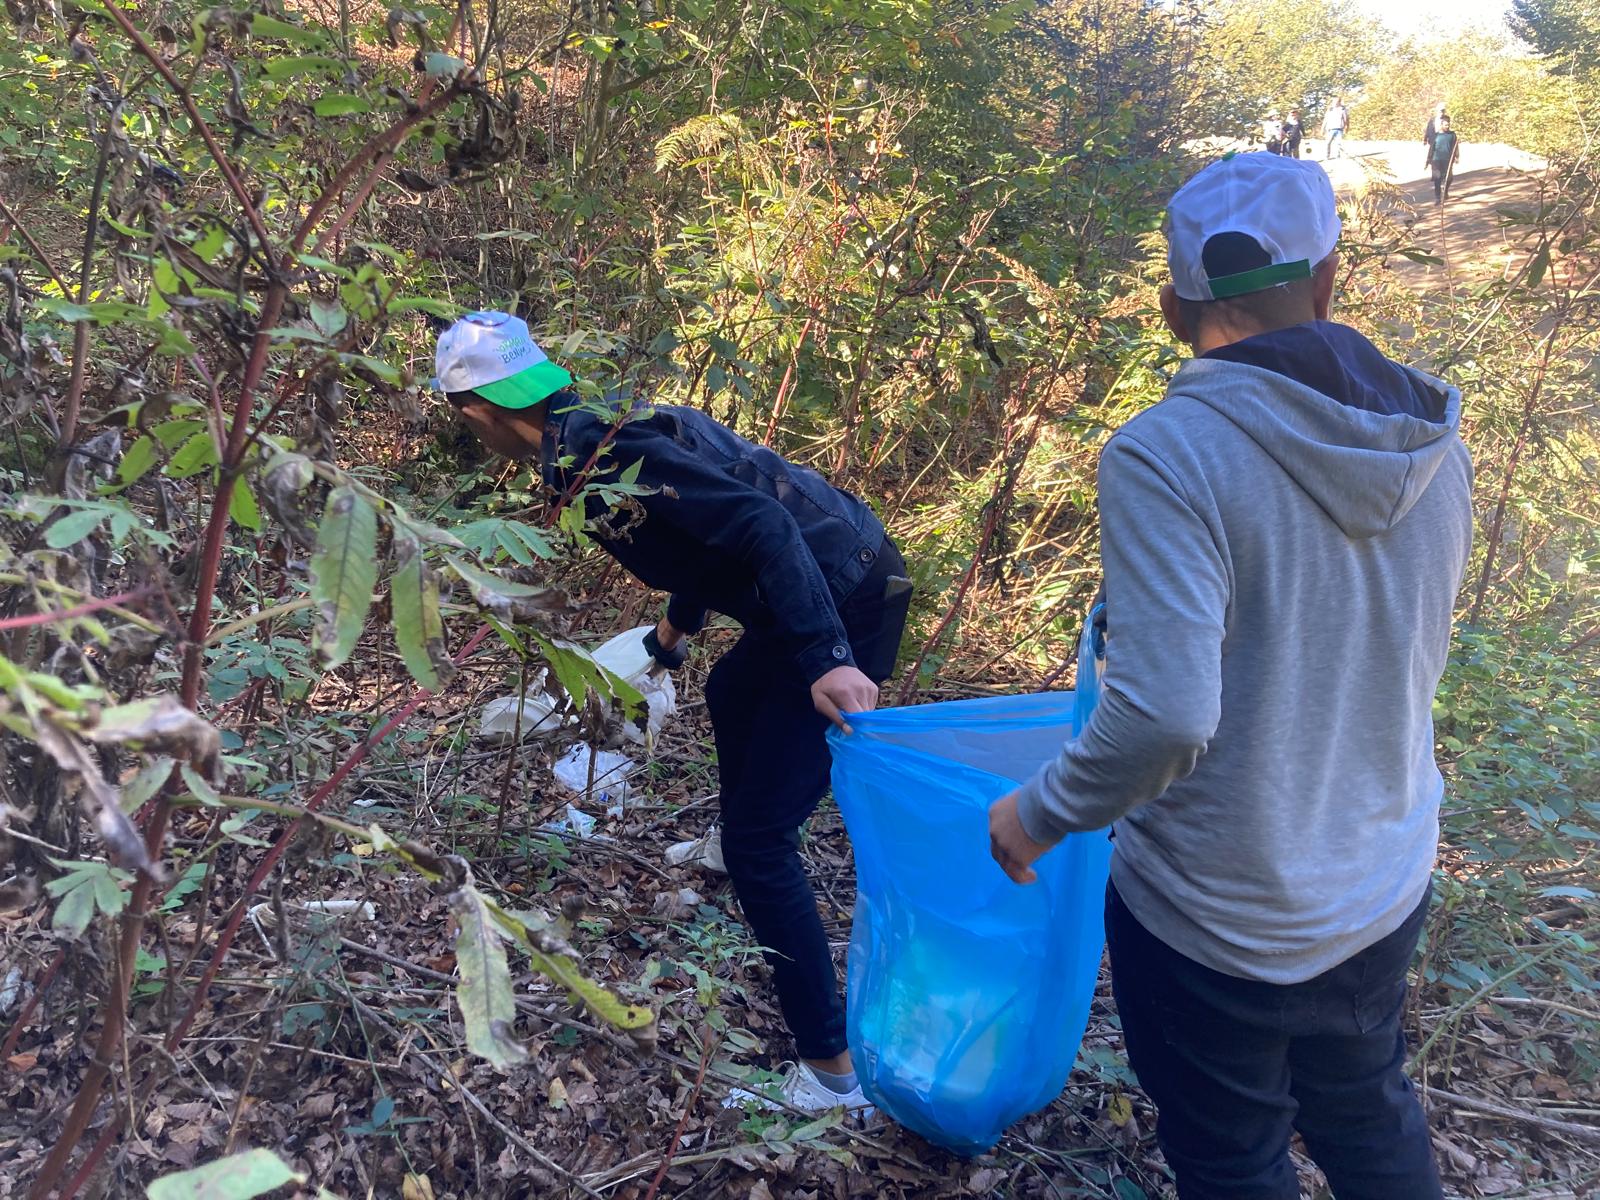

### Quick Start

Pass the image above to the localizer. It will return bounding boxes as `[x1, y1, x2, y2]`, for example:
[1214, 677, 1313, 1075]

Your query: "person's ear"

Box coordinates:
[1159, 283, 1194, 347]
[1312, 254, 1339, 320]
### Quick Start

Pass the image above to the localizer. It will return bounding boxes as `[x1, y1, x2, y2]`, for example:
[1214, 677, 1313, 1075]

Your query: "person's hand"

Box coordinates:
[810, 665, 878, 734]
[654, 618, 685, 653]
[644, 619, 689, 672]
[988, 791, 1051, 885]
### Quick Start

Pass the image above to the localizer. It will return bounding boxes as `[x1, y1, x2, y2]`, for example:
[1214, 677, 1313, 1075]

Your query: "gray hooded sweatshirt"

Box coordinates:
[1014, 327, 1474, 983]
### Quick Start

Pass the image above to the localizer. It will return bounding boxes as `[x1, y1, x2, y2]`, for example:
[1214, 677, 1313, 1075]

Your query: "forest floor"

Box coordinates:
[10, 594, 1594, 1200]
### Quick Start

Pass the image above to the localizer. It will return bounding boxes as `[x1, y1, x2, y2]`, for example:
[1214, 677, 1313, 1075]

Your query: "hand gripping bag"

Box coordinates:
[828, 609, 1109, 1154]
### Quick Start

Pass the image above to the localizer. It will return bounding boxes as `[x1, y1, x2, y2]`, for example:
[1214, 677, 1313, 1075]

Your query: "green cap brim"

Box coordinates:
[1209, 258, 1312, 299]
[473, 359, 573, 410]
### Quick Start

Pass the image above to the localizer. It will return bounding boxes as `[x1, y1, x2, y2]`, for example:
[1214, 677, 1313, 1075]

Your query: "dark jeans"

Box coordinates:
[1106, 882, 1442, 1200]
[705, 540, 910, 1061]
[1432, 167, 1452, 204]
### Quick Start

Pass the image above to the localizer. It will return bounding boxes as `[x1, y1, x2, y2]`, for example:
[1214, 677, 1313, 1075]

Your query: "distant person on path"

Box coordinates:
[434, 312, 911, 1114]
[988, 153, 1471, 1198]
[1427, 114, 1461, 205]
[1262, 112, 1283, 156]
[1282, 109, 1304, 158]
[1423, 101, 1447, 148]
[1322, 97, 1348, 158]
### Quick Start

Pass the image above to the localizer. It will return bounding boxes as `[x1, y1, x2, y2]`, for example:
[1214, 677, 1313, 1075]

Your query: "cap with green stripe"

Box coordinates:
[434, 311, 574, 410]
[1166, 152, 1341, 302]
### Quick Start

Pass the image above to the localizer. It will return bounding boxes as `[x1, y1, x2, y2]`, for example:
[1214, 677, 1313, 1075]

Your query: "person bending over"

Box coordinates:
[436, 313, 912, 1111]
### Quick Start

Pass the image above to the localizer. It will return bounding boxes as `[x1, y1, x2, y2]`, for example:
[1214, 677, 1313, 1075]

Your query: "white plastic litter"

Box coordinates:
[542, 802, 598, 839]
[0, 966, 24, 1014]
[553, 743, 637, 804]
[592, 625, 678, 748]
[665, 828, 727, 874]
[477, 681, 567, 744]
[590, 626, 655, 680]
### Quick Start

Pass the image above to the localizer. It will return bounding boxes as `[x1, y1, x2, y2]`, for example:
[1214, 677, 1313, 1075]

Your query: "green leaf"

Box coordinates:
[181, 763, 223, 807]
[193, 224, 229, 265]
[444, 562, 552, 599]
[312, 93, 372, 117]
[390, 535, 454, 691]
[152, 418, 206, 449]
[450, 884, 530, 1068]
[308, 487, 379, 669]
[166, 431, 220, 480]
[1526, 242, 1551, 290]
[250, 14, 327, 45]
[146, 1148, 306, 1200]
[36, 295, 92, 322]
[44, 859, 134, 938]
[123, 756, 174, 810]
[149, 258, 180, 319]
[229, 479, 262, 532]
[262, 56, 346, 81]
[491, 900, 656, 1042]
[44, 508, 106, 548]
[309, 297, 348, 338]
[338, 353, 403, 385]
[388, 296, 463, 318]
[117, 435, 159, 487]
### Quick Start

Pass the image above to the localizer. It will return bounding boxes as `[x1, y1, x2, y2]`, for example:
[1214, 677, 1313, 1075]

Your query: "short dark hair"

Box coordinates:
[446, 387, 570, 412]
[1177, 232, 1325, 337]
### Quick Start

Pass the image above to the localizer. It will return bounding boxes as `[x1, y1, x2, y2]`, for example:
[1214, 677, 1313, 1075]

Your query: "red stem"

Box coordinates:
[292, 88, 462, 254]
[642, 1021, 715, 1200]
[0, 589, 152, 632]
[0, 948, 67, 1065]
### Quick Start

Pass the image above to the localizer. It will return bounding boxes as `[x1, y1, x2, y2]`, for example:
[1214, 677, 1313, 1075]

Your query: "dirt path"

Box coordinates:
[1311, 138, 1549, 290]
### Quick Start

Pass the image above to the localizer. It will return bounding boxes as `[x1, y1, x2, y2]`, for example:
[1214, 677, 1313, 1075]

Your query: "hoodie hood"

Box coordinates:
[1172, 324, 1463, 538]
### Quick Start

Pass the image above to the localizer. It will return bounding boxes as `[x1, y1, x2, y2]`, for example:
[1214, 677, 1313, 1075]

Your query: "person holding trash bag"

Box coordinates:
[986, 154, 1472, 1198]
[435, 312, 911, 1112]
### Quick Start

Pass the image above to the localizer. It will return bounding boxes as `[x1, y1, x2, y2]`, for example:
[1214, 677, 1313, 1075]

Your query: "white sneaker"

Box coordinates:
[664, 827, 727, 874]
[721, 1061, 875, 1116]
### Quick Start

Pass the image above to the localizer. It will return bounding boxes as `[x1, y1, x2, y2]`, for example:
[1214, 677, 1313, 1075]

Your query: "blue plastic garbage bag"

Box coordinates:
[828, 611, 1109, 1154]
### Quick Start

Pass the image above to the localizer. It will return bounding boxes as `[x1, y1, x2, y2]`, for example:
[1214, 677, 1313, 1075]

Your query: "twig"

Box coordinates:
[203, 597, 316, 646]
[345, 996, 607, 1199]
[0, 193, 73, 295]
[643, 1020, 715, 1200]
[55, 110, 115, 453]
[166, 625, 495, 1048]
[1490, 995, 1600, 1022]
[1427, 1086, 1600, 1143]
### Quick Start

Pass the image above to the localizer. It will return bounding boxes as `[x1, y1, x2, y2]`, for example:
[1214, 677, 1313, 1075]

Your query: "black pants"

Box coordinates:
[1432, 166, 1452, 204]
[1106, 883, 1442, 1199]
[705, 541, 910, 1061]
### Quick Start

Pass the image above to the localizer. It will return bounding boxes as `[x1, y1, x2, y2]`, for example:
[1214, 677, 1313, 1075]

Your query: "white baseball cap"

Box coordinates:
[434, 311, 573, 409]
[1166, 152, 1341, 302]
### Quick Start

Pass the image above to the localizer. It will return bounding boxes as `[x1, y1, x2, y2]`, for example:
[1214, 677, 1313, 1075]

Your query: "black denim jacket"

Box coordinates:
[540, 394, 887, 683]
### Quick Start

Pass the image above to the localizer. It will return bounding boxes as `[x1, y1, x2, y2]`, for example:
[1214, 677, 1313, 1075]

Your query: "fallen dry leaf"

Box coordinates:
[402, 1173, 435, 1200]
[967, 1167, 1002, 1193]
[302, 1093, 338, 1118]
